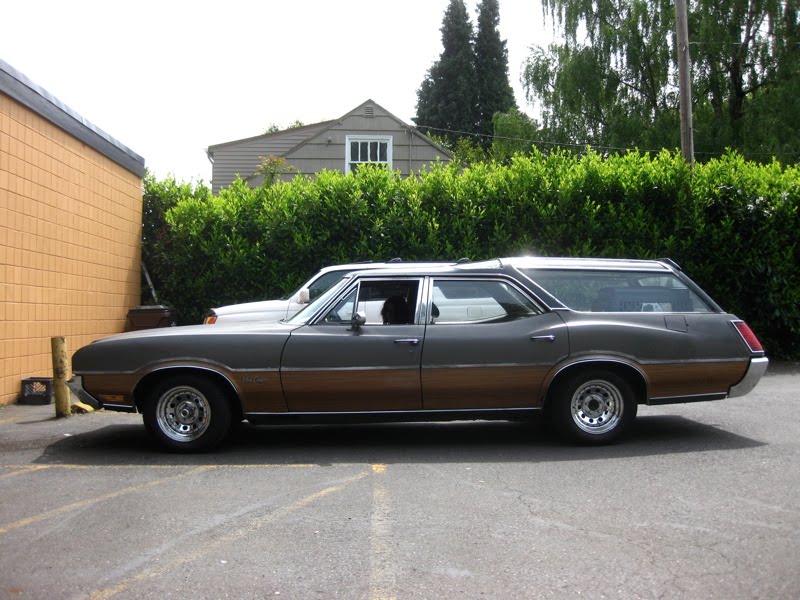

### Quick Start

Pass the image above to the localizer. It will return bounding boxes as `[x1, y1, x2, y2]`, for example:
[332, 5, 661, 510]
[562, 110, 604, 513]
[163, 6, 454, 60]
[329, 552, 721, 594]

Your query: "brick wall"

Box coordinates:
[0, 92, 143, 406]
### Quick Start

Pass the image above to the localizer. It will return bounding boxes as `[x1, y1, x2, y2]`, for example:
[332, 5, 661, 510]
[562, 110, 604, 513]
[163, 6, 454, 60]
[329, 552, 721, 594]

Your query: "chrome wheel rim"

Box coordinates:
[156, 386, 211, 442]
[570, 379, 624, 435]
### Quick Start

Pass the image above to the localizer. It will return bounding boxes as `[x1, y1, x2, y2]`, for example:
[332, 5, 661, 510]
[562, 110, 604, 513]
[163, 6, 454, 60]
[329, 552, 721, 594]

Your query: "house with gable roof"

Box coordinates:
[206, 99, 452, 194]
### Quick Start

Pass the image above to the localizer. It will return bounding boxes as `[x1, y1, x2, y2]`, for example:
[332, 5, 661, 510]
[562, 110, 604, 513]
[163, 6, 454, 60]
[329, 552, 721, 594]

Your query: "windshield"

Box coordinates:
[285, 275, 354, 325]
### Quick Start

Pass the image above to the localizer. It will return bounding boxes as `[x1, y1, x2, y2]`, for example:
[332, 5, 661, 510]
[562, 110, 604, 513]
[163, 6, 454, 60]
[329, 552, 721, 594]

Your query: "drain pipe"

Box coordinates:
[142, 261, 159, 304]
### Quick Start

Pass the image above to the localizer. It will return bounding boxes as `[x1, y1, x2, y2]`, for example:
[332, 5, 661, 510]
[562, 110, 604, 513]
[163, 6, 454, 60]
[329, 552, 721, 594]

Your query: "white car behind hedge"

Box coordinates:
[203, 260, 459, 324]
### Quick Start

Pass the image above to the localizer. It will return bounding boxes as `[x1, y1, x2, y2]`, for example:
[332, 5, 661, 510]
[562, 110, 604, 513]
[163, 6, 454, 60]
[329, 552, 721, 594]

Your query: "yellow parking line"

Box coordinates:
[369, 464, 397, 600]
[0, 466, 212, 536]
[87, 469, 371, 600]
[0, 466, 49, 480]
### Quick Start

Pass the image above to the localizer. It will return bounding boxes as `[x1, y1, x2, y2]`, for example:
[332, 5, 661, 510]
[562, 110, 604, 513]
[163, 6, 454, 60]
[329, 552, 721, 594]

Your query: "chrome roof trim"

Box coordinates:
[501, 256, 673, 271]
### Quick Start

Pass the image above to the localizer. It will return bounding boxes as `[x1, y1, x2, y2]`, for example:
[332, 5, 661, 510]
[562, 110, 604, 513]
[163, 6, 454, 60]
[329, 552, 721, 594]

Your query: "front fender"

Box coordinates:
[72, 323, 296, 413]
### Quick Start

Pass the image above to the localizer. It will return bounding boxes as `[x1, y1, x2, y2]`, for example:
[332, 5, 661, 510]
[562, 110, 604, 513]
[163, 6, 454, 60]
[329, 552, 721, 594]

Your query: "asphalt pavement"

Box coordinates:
[1, 362, 798, 600]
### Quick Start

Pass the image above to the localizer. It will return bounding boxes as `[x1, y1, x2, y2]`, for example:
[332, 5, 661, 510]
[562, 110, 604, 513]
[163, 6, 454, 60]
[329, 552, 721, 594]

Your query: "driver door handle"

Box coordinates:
[531, 335, 556, 342]
[394, 338, 420, 346]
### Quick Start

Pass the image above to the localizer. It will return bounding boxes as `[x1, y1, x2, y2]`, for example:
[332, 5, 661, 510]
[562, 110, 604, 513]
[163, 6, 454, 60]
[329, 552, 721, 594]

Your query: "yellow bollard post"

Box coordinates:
[51, 336, 71, 418]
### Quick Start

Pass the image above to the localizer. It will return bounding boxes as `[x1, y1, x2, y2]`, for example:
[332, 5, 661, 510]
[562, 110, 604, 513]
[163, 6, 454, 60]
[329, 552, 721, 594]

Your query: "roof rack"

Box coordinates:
[658, 258, 682, 271]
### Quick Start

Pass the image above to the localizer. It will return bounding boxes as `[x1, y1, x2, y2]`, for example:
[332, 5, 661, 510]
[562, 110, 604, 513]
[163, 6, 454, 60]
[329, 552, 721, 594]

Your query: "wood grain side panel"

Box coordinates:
[422, 366, 549, 409]
[281, 369, 421, 412]
[83, 370, 288, 414]
[644, 361, 748, 398]
[232, 374, 286, 413]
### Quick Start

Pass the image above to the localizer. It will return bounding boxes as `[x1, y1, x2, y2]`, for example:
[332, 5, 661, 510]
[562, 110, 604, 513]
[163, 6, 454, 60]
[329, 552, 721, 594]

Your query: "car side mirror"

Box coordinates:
[297, 289, 310, 304]
[349, 311, 366, 331]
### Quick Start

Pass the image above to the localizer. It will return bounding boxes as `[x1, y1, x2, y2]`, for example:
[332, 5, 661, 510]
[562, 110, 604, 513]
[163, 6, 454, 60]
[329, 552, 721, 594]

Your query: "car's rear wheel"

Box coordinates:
[551, 369, 637, 444]
[142, 375, 232, 452]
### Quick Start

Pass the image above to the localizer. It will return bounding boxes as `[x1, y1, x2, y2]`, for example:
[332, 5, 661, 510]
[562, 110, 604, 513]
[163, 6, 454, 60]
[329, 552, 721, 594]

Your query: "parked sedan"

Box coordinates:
[72, 257, 768, 451]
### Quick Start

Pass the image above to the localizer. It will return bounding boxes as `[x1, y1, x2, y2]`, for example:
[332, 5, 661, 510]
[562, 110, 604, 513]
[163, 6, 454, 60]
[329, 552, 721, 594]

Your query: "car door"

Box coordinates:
[281, 277, 425, 412]
[421, 277, 569, 410]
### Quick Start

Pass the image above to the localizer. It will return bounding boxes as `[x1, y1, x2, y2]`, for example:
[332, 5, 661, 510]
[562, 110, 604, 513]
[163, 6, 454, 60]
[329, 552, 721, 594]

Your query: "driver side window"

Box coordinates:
[319, 279, 421, 325]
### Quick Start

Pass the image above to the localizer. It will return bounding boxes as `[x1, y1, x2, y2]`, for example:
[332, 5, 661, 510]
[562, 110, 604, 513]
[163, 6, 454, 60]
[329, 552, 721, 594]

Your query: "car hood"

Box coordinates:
[73, 321, 300, 374]
[211, 298, 288, 317]
[94, 321, 298, 343]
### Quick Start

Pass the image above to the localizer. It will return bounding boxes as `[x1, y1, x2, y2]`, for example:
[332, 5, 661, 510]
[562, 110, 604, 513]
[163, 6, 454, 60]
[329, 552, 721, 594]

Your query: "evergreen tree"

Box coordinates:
[414, 0, 478, 145]
[474, 0, 516, 144]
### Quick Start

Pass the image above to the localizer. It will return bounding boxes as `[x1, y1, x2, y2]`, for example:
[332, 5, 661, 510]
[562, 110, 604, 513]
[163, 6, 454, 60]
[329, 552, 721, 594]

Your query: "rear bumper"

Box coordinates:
[728, 357, 769, 398]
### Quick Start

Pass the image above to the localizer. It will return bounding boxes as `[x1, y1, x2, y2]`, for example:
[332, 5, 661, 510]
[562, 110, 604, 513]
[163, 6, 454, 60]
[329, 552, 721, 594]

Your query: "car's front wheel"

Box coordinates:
[143, 375, 232, 452]
[550, 369, 638, 444]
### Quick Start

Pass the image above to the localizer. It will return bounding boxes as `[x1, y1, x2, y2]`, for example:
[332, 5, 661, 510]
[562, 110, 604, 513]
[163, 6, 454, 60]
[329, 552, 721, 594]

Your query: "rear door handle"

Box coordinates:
[530, 335, 556, 342]
[394, 338, 420, 346]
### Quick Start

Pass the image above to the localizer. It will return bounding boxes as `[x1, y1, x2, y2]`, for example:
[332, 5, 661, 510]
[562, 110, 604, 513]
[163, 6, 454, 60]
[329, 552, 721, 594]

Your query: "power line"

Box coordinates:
[416, 125, 799, 160]
[417, 125, 642, 152]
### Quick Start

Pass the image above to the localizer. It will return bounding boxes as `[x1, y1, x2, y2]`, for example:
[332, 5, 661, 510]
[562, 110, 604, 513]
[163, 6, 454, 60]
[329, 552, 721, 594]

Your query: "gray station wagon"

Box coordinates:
[71, 257, 768, 452]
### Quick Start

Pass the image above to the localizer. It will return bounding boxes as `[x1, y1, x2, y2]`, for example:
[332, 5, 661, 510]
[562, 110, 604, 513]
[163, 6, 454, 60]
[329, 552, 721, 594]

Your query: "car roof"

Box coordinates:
[500, 256, 675, 271]
[317, 260, 462, 274]
[340, 257, 675, 279]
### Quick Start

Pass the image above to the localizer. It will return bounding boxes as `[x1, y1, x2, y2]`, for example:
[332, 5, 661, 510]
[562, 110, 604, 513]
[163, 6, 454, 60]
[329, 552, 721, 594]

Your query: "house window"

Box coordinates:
[346, 135, 392, 173]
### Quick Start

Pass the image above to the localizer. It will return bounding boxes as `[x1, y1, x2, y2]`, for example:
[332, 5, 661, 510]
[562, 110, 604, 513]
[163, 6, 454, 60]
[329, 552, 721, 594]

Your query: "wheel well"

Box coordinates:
[133, 368, 244, 421]
[545, 361, 647, 408]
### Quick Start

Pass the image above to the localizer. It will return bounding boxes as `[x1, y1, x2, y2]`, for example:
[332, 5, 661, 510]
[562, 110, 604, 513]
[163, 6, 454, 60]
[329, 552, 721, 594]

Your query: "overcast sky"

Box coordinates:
[2, 0, 554, 184]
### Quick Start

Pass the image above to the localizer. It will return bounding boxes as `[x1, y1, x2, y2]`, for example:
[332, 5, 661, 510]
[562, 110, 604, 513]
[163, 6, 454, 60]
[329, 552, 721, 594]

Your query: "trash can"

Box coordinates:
[125, 305, 176, 331]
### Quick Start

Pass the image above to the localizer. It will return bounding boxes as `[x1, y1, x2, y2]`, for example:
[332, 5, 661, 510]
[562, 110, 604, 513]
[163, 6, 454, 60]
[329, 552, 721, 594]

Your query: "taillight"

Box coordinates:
[733, 321, 764, 353]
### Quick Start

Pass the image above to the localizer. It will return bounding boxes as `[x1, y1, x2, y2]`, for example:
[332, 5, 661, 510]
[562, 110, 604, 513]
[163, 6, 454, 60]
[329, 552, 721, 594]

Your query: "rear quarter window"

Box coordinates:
[520, 269, 714, 313]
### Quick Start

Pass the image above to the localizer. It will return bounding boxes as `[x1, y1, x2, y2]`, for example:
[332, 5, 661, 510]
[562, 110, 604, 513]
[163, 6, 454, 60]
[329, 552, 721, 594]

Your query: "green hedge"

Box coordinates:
[143, 150, 800, 358]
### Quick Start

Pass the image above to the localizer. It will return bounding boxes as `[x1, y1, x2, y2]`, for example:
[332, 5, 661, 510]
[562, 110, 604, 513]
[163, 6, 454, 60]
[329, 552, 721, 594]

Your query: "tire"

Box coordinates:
[142, 375, 233, 452]
[550, 369, 638, 444]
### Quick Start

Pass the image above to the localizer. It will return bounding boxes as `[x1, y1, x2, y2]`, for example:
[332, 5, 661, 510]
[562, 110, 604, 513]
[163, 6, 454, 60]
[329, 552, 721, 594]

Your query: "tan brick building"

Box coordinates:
[0, 60, 145, 406]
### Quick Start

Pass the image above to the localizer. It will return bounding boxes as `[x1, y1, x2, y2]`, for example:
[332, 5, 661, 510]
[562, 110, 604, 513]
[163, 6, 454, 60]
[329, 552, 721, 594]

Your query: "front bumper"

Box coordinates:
[728, 356, 769, 398]
[67, 376, 137, 413]
[66, 376, 101, 409]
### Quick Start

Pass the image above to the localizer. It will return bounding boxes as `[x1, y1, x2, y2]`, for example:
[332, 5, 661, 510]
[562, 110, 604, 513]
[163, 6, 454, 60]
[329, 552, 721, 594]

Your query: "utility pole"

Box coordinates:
[675, 0, 694, 164]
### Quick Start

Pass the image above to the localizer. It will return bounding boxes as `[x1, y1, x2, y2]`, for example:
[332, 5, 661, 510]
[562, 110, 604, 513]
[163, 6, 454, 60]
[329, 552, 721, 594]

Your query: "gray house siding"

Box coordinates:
[207, 121, 333, 193]
[286, 110, 449, 177]
[207, 100, 452, 193]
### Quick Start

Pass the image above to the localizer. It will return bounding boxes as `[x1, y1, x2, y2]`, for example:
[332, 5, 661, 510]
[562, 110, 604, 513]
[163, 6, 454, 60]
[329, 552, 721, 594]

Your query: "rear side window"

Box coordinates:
[520, 269, 714, 313]
[431, 279, 542, 324]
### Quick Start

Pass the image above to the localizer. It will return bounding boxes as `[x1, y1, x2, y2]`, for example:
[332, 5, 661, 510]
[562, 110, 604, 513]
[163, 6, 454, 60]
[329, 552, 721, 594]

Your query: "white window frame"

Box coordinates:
[345, 135, 393, 173]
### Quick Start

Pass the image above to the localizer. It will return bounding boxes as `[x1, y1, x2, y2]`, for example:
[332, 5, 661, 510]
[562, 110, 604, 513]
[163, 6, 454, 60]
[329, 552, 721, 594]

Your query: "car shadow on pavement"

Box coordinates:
[32, 413, 764, 467]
